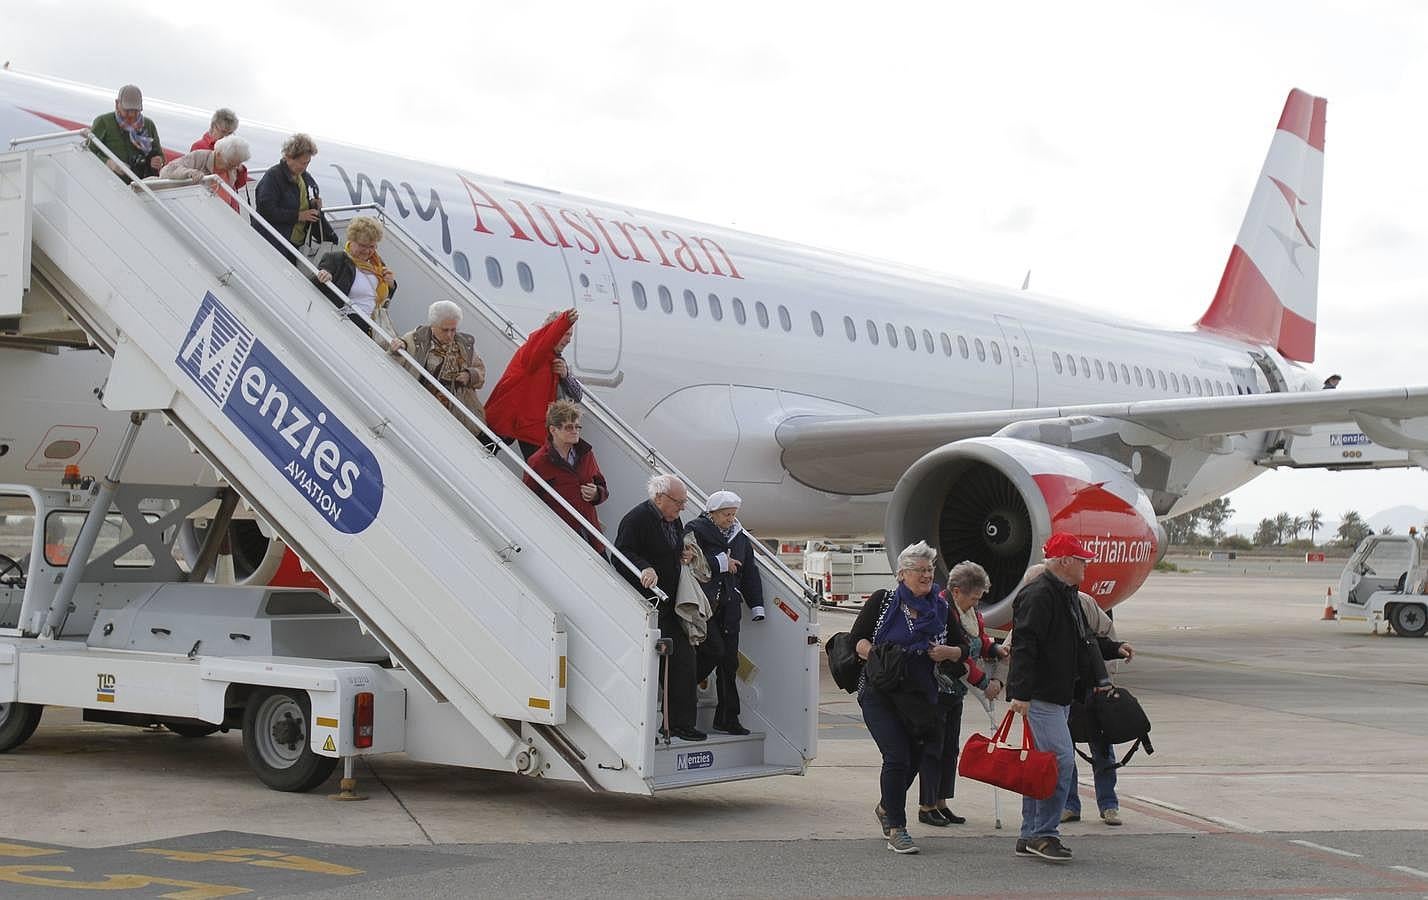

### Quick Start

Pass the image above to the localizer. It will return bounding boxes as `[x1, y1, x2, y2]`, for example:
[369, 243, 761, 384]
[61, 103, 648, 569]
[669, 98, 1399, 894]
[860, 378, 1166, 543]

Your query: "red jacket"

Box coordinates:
[523, 438, 609, 550]
[485, 312, 574, 445]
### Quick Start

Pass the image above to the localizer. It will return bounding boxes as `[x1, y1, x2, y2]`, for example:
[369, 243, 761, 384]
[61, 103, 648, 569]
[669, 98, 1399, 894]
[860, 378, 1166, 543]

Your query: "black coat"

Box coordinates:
[684, 515, 764, 615]
[253, 160, 337, 254]
[613, 500, 684, 609]
[1007, 571, 1120, 706]
[315, 251, 399, 302]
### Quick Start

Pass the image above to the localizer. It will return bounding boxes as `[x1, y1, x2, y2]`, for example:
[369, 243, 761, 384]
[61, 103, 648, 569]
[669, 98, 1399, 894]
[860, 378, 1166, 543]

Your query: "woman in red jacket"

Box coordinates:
[522, 399, 609, 552]
[486, 308, 582, 458]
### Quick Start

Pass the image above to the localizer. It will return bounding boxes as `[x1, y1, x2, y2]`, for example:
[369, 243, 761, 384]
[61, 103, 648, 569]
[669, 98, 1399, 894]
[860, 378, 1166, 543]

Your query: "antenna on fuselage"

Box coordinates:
[1020, 269, 1031, 290]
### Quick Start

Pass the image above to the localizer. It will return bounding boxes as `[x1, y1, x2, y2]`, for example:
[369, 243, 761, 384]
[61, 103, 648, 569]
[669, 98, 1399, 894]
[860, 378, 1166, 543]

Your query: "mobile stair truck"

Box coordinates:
[0, 131, 819, 795]
[1335, 532, 1427, 637]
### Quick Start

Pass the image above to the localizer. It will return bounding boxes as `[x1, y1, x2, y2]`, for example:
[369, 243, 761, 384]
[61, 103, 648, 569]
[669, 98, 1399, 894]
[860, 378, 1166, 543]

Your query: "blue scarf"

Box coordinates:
[889, 582, 946, 654]
[116, 110, 153, 155]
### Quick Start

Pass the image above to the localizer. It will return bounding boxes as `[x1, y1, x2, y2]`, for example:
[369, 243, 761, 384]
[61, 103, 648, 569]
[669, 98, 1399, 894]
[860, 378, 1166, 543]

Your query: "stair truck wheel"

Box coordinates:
[0, 702, 43, 752]
[241, 688, 337, 792]
[1390, 602, 1428, 638]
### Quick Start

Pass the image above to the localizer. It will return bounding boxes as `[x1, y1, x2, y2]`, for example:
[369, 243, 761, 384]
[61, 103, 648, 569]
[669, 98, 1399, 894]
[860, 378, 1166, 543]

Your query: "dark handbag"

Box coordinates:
[958, 710, 1059, 799]
[825, 631, 864, 694]
[864, 643, 907, 693]
[1072, 686, 1155, 770]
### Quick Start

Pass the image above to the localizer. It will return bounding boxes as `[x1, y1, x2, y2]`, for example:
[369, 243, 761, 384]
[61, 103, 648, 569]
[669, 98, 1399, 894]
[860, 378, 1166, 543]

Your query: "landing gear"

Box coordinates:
[241, 689, 336, 792]
[0, 702, 43, 752]
[1390, 603, 1427, 638]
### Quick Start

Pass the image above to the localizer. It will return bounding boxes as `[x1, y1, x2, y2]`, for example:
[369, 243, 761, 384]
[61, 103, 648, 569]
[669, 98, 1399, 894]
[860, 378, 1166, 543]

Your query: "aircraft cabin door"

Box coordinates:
[995, 315, 1038, 407]
[560, 246, 622, 381]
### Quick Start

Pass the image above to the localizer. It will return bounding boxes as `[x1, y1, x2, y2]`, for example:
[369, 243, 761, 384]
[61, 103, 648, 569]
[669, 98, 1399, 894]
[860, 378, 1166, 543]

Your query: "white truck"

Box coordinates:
[803, 542, 894, 608]
[1335, 532, 1427, 637]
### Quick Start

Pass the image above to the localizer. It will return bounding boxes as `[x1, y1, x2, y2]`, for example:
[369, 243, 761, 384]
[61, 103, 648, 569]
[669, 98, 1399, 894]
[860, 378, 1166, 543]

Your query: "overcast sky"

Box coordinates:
[5, 0, 1426, 532]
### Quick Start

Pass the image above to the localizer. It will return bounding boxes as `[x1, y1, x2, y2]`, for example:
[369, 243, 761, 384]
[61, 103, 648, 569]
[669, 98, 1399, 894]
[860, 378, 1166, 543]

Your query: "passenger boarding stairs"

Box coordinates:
[0, 133, 818, 793]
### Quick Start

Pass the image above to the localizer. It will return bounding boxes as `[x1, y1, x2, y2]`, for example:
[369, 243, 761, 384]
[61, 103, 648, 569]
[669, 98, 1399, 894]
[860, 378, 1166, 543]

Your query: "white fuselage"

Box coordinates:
[0, 72, 1305, 536]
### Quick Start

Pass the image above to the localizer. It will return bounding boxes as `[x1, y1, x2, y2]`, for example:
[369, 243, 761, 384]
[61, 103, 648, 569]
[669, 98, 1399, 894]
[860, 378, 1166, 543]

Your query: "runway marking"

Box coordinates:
[1202, 815, 1261, 833]
[1289, 839, 1361, 857]
[1392, 866, 1428, 879]
[0, 842, 62, 858]
[0, 864, 248, 898]
[134, 847, 362, 876]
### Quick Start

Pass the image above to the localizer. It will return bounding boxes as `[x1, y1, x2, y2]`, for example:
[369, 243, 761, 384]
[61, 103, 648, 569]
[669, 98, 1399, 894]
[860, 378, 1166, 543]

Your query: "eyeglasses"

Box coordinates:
[904, 567, 935, 576]
[558, 423, 583, 431]
[658, 492, 688, 507]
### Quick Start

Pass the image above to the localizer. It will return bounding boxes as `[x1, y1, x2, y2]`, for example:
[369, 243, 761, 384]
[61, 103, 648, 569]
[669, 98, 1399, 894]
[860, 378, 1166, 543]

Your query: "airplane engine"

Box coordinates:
[885, 436, 1165, 627]
[178, 519, 327, 590]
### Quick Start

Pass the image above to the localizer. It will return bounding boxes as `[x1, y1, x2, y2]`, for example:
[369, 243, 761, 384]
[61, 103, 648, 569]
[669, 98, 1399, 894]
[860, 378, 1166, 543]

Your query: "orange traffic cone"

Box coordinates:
[1321, 587, 1336, 620]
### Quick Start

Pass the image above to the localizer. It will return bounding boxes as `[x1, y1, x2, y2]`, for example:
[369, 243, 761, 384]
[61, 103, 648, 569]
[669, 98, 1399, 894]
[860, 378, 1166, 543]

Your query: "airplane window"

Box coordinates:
[1193, 376, 1203, 396]
[485, 256, 503, 288]
[1080, 355, 1090, 378]
[867, 319, 880, 345]
[632, 281, 648, 311]
[921, 329, 933, 353]
[709, 293, 723, 321]
[811, 310, 824, 336]
[844, 316, 856, 341]
[975, 338, 986, 362]
[940, 332, 952, 356]
[957, 335, 969, 359]
[991, 342, 1003, 365]
[684, 289, 698, 318]
[517, 261, 535, 293]
[658, 285, 673, 314]
[1052, 352, 1063, 374]
[1157, 370, 1167, 390]
[886, 324, 898, 348]
[1109, 362, 1119, 383]
[778, 305, 792, 332]
[1067, 354, 1077, 376]
[1094, 359, 1105, 380]
[1120, 364, 1130, 384]
[733, 297, 747, 324]
[903, 326, 916, 350]
[756, 301, 770, 329]
[1134, 366, 1144, 387]
[1214, 381, 1224, 396]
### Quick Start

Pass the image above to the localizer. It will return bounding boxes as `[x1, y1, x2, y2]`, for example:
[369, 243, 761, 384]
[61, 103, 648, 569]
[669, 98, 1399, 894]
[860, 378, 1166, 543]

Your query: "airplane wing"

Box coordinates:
[776, 385, 1428, 494]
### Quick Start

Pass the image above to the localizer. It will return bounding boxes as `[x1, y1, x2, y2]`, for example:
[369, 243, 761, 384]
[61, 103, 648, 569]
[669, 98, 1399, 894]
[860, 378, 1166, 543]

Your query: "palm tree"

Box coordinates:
[1307, 509, 1323, 543]
[1290, 515, 1306, 541]
[1273, 512, 1292, 545]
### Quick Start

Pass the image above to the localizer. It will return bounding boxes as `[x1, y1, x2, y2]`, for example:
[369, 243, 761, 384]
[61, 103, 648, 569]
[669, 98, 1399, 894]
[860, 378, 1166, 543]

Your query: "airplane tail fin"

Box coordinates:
[1196, 89, 1326, 362]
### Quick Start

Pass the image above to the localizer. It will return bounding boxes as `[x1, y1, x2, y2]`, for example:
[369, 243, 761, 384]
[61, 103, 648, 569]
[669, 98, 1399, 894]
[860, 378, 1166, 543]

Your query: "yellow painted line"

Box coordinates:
[0, 864, 248, 897]
[95, 694, 115, 703]
[315, 716, 339, 728]
[528, 697, 551, 710]
[0, 842, 62, 858]
[558, 655, 567, 689]
[135, 847, 361, 877]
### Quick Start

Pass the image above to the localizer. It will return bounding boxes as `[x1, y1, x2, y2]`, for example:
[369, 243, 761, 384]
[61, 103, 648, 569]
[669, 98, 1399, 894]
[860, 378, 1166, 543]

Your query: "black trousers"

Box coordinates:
[918, 695, 965, 805]
[657, 607, 698, 731]
[705, 599, 742, 725]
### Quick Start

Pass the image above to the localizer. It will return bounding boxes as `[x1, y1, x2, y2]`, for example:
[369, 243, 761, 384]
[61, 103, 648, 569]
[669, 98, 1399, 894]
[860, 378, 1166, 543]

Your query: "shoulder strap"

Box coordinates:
[870, 587, 897, 643]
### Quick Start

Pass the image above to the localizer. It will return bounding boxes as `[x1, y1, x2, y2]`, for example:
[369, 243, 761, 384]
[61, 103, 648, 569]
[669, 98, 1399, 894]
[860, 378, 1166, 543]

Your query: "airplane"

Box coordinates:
[2, 68, 1426, 625]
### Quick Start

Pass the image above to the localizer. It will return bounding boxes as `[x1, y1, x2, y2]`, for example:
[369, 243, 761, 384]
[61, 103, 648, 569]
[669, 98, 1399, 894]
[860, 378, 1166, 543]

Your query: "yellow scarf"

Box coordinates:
[346, 241, 392, 309]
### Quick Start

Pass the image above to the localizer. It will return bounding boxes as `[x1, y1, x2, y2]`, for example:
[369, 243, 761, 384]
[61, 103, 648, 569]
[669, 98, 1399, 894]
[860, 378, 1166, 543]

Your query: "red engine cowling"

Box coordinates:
[884, 436, 1165, 627]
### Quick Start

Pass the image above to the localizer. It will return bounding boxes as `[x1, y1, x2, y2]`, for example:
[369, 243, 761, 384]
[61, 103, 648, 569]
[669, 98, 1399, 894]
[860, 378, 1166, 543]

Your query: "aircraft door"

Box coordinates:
[560, 246, 622, 379]
[995, 315, 1038, 407]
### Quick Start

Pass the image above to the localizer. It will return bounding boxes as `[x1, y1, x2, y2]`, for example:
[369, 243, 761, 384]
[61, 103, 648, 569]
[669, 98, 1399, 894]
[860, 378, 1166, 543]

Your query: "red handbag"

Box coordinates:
[958, 710, 1059, 800]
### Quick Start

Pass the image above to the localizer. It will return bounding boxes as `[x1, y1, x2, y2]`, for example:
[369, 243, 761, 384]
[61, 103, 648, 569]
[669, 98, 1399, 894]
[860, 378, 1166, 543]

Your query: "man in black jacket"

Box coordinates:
[614, 474, 703, 741]
[685, 490, 765, 736]
[1007, 533, 1123, 863]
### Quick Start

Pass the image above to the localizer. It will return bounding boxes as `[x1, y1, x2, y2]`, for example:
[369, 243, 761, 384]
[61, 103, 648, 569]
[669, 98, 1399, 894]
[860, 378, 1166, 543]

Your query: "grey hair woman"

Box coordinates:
[253, 132, 332, 258]
[157, 134, 252, 212]
[390, 300, 487, 427]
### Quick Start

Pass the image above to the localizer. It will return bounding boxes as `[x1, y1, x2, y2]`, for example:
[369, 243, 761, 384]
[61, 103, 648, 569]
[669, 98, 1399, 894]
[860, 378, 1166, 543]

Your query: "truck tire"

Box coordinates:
[241, 689, 337, 792]
[1390, 603, 1428, 638]
[0, 702, 43, 752]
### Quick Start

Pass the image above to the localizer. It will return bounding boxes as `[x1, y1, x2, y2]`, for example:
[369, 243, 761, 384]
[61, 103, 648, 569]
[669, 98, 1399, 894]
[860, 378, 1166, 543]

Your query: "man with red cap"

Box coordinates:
[1006, 533, 1126, 863]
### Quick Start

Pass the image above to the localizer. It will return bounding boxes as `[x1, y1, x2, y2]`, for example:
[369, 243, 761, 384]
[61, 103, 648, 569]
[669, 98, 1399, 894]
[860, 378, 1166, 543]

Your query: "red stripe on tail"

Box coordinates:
[1197, 246, 1317, 362]
[1276, 89, 1326, 152]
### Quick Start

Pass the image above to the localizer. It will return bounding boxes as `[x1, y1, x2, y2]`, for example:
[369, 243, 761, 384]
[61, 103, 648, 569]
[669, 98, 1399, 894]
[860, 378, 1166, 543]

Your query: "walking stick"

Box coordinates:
[656, 637, 673, 745]
[975, 690, 1003, 829]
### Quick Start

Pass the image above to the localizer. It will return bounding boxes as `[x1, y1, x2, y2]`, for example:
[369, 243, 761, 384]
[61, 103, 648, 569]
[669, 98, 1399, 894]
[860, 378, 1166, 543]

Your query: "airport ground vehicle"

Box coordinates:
[803, 542, 894, 607]
[1335, 533, 1427, 637]
[0, 134, 818, 795]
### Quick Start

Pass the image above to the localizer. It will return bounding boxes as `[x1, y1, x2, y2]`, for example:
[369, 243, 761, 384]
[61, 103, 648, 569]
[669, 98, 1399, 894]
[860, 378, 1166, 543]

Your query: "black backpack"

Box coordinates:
[825, 631, 863, 694]
[1070, 685, 1154, 770]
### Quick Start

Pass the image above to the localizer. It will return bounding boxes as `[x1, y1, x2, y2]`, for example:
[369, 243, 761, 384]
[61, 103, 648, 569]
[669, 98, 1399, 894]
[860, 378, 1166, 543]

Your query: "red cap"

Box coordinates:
[1043, 533, 1095, 561]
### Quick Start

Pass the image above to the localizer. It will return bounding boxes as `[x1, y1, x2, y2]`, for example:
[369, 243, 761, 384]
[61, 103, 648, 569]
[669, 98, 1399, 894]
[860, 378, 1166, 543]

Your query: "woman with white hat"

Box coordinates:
[684, 490, 765, 735]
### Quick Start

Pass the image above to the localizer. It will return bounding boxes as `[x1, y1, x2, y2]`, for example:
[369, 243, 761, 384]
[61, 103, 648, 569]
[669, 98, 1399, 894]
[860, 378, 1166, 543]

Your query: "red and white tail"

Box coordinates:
[1196, 89, 1326, 362]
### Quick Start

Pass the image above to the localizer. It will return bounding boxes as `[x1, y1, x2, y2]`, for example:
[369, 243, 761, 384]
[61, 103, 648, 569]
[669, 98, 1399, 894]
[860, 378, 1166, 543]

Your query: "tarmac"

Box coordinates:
[3, 566, 1426, 898]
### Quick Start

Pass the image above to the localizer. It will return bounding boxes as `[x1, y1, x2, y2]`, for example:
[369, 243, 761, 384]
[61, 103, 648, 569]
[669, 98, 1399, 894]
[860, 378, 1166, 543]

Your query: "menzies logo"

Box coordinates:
[676, 750, 714, 771]
[177, 293, 384, 534]
[1329, 433, 1372, 447]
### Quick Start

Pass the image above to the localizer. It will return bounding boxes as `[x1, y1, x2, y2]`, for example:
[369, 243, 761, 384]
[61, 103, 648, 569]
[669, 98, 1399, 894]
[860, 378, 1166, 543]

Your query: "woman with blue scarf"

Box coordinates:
[849, 540, 959, 855]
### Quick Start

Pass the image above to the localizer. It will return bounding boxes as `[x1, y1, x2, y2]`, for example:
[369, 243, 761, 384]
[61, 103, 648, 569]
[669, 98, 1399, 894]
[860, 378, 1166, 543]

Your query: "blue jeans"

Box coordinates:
[1065, 739, 1118, 814]
[1020, 700, 1076, 840]
[860, 686, 922, 829]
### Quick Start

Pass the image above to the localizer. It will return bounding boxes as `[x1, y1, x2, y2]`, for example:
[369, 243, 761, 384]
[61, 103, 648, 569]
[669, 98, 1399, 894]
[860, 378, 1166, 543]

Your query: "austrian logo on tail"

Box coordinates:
[176, 293, 384, 533]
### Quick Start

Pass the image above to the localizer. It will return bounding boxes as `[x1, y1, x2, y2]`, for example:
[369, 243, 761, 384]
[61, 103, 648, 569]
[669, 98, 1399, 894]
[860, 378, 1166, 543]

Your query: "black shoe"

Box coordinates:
[1026, 835, 1073, 862]
[937, 807, 966, 825]
[1014, 839, 1035, 858]
[918, 808, 950, 827]
[713, 719, 751, 736]
[669, 726, 706, 742]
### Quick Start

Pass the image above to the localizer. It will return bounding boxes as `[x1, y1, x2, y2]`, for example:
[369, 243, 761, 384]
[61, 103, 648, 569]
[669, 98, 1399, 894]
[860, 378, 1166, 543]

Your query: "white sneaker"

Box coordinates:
[1101, 808, 1122, 826]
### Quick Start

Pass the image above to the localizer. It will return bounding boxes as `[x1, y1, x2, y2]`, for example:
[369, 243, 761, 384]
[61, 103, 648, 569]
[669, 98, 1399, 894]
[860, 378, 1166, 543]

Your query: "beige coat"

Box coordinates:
[398, 325, 487, 423]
